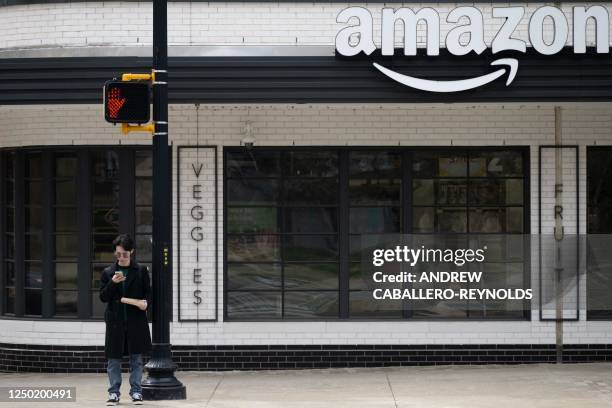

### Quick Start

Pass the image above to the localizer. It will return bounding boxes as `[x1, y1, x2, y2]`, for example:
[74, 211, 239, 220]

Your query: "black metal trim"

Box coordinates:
[222, 148, 228, 322]
[401, 151, 413, 319]
[176, 145, 218, 322]
[2, 48, 612, 104]
[537, 145, 580, 322]
[338, 151, 349, 319]
[76, 151, 90, 319]
[523, 147, 532, 321]
[14, 152, 25, 316]
[0, 153, 4, 315]
[41, 151, 54, 318]
[279, 152, 286, 319]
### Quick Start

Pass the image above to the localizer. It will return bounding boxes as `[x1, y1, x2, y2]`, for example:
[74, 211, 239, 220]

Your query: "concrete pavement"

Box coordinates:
[1, 363, 612, 407]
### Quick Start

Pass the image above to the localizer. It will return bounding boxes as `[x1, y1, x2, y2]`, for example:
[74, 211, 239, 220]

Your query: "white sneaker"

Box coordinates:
[131, 392, 143, 405]
[106, 392, 120, 406]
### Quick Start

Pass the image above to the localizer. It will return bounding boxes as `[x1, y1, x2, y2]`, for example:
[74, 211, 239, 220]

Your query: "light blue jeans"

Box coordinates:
[107, 354, 143, 397]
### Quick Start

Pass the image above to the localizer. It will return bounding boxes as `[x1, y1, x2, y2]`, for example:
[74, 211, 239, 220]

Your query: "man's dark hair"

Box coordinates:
[112, 234, 135, 252]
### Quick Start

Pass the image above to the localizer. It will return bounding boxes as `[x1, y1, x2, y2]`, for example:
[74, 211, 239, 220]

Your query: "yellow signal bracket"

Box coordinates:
[121, 72, 153, 82]
[121, 123, 155, 135]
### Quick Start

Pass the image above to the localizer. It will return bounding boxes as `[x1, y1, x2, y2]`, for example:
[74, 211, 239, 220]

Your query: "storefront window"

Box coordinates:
[0, 147, 153, 319]
[412, 151, 524, 234]
[90, 150, 120, 318]
[54, 153, 78, 316]
[226, 150, 340, 319]
[24, 152, 43, 315]
[349, 151, 402, 318]
[587, 147, 612, 319]
[225, 148, 529, 320]
[4, 152, 15, 314]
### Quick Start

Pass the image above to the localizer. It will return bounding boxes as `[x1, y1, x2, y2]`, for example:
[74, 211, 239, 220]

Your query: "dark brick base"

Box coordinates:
[1, 343, 612, 373]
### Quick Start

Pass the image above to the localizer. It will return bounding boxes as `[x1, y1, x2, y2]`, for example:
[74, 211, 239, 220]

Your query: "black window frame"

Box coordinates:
[0, 145, 165, 321]
[223, 146, 531, 322]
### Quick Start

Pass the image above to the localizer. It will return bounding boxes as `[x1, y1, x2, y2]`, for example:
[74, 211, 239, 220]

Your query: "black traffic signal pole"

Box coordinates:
[141, 0, 186, 400]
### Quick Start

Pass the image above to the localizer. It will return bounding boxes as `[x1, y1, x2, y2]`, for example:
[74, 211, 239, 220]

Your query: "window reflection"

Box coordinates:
[227, 207, 278, 234]
[54, 153, 78, 316]
[284, 207, 336, 233]
[4, 153, 15, 314]
[227, 179, 279, 206]
[226, 148, 527, 320]
[283, 151, 338, 177]
[24, 153, 42, 315]
[1, 149, 153, 319]
[284, 292, 339, 318]
[226, 151, 280, 178]
[134, 150, 153, 269]
[226, 149, 340, 319]
[413, 151, 524, 234]
[227, 264, 281, 290]
[226, 292, 281, 319]
[227, 235, 281, 262]
[469, 151, 523, 177]
[437, 208, 467, 233]
[437, 179, 467, 205]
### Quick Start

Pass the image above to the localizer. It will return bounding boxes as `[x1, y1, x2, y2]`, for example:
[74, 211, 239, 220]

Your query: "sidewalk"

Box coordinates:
[1, 363, 612, 407]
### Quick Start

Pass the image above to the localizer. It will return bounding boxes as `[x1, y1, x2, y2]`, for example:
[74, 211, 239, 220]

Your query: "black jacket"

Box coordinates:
[99, 261, 152, 359]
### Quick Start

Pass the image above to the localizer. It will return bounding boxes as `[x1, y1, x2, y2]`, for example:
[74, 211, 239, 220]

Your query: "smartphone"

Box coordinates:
[114, 271, 124, 278]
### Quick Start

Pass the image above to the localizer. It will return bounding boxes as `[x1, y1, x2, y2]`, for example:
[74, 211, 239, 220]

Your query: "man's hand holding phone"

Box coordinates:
[111, 271, 126, 284]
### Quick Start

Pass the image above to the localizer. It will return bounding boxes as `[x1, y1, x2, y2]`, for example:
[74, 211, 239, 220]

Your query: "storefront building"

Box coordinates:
[1, 1, 612, 372]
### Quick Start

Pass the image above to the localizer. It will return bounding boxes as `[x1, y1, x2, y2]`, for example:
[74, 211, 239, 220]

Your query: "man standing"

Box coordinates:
[100, 234, 152, 406]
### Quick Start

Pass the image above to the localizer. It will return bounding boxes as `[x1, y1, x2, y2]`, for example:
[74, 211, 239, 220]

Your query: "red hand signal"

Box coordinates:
[103, 80, 150, 124]
[107, 88, 126, 118]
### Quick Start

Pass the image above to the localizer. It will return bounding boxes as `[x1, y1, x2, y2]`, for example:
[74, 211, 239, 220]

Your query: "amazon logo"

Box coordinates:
[335, 6, 610, 93]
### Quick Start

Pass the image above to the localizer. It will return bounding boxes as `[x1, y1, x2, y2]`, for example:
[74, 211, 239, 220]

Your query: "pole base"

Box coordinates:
[142, 384, 186, 400]
[141, 343, 187, 400]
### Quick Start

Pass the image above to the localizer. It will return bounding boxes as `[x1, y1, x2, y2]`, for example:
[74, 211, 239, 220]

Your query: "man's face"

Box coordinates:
[114, 245, 133, 267]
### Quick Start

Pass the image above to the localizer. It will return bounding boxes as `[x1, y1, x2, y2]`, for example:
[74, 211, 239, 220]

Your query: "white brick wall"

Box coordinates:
[0, 2, 611, 51]
[1, 102, 612, 346]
